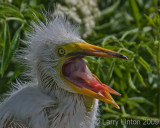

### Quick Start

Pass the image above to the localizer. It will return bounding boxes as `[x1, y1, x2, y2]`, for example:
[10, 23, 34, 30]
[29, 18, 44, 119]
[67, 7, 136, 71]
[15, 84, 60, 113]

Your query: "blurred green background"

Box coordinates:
[0, 0, 160, 128]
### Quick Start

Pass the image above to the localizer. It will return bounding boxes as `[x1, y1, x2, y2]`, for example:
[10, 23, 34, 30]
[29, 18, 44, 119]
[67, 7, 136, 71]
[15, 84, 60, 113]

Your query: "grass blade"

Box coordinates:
[134, 64, 147, 87]
[127, 101, 148, 116]
[128, 97, 154, 106]
[0, 2, 24, 18]
[0, 21, 10, 77]
[137, 56, 152, 73]
[101, 1, 120, 17]
[128, 73, 140, 92]
[4, 24, 23, 71]
[129, 0, 140, 27]
[106, 60, 115, 82]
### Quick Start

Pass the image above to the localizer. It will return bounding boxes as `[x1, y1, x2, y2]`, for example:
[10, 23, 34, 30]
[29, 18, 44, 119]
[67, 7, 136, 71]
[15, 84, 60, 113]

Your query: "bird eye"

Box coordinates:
[58, 48, 65, 56]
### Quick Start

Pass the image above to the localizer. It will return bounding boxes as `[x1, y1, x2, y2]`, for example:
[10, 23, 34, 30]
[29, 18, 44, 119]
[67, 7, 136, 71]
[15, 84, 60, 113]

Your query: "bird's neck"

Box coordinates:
[38, 72, 95, 112]
[37, 72, 99, 128]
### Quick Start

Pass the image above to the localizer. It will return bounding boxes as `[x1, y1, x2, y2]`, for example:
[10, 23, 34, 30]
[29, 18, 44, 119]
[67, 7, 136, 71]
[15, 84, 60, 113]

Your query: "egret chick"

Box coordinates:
[0, 10, 127, 128]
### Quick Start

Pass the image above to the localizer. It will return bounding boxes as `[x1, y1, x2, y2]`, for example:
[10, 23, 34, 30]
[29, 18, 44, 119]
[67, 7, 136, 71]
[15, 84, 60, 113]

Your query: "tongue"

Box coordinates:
[63, 58, 120, 98]
[70, 69, 121, 96]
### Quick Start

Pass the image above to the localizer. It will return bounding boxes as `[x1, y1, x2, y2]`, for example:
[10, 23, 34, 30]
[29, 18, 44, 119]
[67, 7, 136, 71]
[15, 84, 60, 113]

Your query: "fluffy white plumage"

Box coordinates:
[0, 10, 99, 128]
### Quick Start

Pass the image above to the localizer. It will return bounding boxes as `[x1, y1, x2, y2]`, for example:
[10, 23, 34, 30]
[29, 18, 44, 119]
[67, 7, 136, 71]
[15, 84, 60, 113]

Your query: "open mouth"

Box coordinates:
[62, 57, 121, 108]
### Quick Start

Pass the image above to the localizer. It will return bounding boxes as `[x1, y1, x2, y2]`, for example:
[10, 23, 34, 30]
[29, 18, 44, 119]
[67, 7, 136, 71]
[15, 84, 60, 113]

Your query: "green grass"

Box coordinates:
[0, 0, 160, 128]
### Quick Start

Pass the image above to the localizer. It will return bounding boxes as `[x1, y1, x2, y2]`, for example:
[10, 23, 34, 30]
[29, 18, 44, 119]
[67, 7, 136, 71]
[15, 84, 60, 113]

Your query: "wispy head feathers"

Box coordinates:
[26, 10, 81, 45]
[19, 9, 83, 81]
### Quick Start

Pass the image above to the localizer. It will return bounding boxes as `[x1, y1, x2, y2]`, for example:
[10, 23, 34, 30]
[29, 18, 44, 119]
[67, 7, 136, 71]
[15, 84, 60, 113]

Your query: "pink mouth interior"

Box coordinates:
[62, 57, 120, 96]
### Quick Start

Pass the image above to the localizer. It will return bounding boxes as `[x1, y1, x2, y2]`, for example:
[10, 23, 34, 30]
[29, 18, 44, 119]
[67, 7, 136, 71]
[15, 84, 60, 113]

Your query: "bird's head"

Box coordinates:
[24, 11, 127, 109]
[55, 42, 127, 109]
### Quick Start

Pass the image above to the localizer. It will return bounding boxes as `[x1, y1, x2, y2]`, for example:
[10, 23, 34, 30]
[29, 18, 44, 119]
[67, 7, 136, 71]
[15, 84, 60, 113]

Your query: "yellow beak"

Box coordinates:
[67, 42, 128, 60]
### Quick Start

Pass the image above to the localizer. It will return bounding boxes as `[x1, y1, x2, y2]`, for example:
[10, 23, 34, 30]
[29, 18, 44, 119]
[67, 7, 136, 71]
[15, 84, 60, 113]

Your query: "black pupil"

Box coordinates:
[59, 49, 64, 55]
